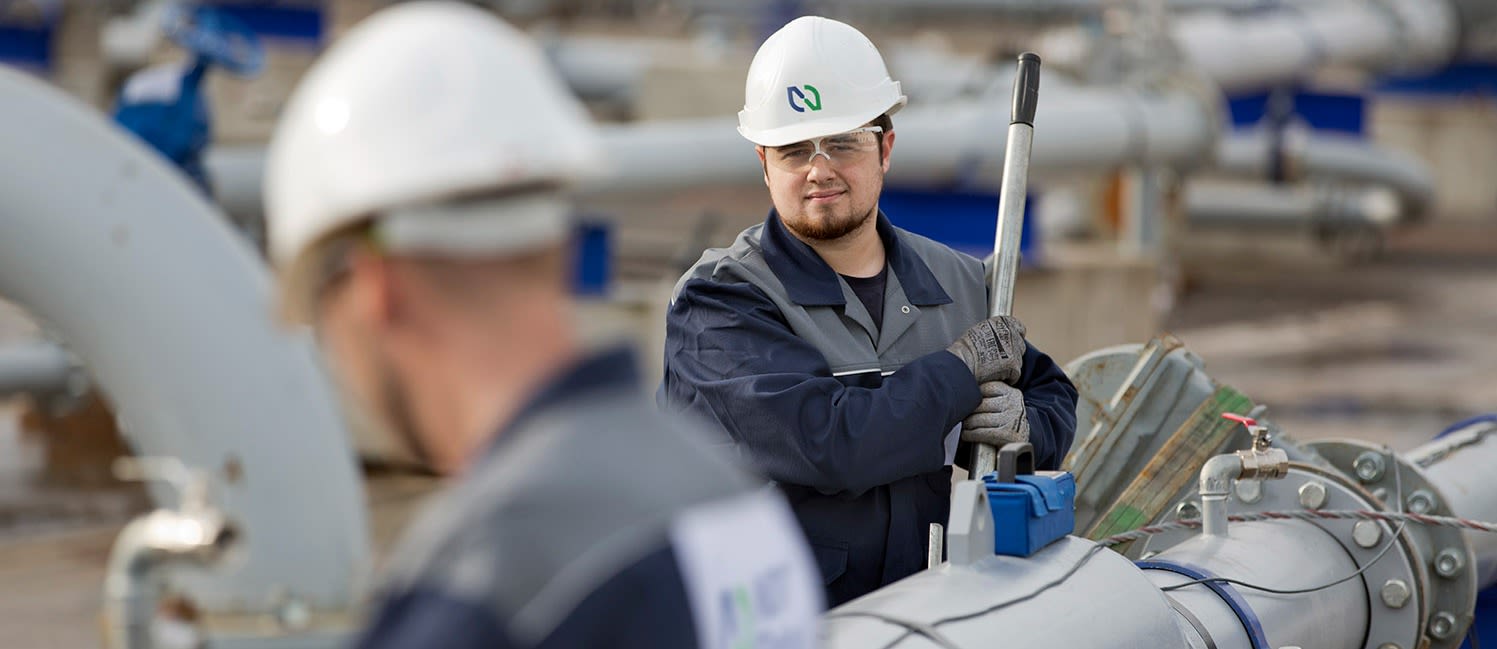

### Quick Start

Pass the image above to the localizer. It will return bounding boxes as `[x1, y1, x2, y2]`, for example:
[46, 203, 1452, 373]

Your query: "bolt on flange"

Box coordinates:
[1298, 481, 1328, 510]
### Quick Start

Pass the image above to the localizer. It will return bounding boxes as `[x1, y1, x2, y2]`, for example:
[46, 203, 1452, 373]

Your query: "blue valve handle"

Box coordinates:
[163, 4, 264, 77]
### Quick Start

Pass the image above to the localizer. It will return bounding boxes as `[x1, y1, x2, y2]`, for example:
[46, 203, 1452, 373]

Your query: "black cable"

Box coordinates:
[1159, 520, 1406, 594]
[1164, 447, 1408, 596]
[827, 611, 963, 649]
[930, 544, 1110, 625]
[838, 543, 1111, 649]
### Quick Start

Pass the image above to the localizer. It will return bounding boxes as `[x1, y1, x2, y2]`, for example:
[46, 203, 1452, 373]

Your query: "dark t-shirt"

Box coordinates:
[840, 265, 888, 333]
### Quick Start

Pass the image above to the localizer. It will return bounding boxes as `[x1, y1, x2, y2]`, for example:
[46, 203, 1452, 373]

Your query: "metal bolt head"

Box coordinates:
[1429, 611, 1458, 639]
[1298, 481, 1328, 510]
[1380, 579, 1411, 608]
[1235, 479, 1263, 504]
[275, 595, 312, 631]
[1354, 451, 1387, 482]
[1407, 489, 1436, 515]
[1353, 520, 1383, 548]
[1378, 644, 1402, 649]
[1175, 500, 1202, 522]
[1434, 547, 1466, 579]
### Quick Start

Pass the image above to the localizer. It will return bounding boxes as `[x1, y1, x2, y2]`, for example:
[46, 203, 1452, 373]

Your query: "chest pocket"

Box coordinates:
[788, 304, 883, 378]
[831, 368, 883, 390]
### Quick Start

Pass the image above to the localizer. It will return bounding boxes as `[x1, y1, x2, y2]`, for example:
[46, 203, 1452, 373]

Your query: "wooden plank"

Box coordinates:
[1083, 385, 1255, 541]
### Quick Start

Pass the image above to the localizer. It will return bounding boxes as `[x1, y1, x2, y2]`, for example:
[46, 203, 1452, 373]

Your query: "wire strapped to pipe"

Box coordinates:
[1101, 509, 1497, 547]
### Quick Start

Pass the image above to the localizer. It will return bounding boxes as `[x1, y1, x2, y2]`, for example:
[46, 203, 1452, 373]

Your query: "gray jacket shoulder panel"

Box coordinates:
[891, 227, 988, 302]
[380, 389, 760, 644]
[672, 223, 785, 302]
[673, 222, 986, 307]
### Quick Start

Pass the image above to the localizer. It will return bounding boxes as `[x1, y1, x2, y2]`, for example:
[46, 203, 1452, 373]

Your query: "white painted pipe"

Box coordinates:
[0, 67, 370, 625]
[205, 77, 1220, 216]
[540, 35, 653, 103]
[1041, 0, 1459, 92]
[204, 145, 267, 221]
[824, 537, 1194, 648]
[210, 103, 1430, 228]
[0, 341, 79, 399]
[1143, 520, 1370, 649]
[1185, 182, 1404, 228]
[1411, 419, 1497, 589]
[1213, 129, 1436, 218]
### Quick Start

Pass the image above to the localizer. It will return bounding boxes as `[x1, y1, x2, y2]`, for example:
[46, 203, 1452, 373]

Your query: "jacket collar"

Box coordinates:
[760, 209, 952, 307]
[481, 345, 638, 462]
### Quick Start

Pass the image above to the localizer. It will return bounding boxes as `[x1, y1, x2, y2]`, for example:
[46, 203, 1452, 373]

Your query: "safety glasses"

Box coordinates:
[764, 126, 884, 172]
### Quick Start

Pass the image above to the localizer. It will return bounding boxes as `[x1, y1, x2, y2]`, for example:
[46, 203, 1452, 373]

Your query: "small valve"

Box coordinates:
[114, 456, 213, 513]
[1223, 413, 1272, 451]
[1221, 414, 1289, 480]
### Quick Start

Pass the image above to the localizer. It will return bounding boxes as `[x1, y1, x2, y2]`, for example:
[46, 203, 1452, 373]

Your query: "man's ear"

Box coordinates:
[756, 146, 770, 187]
[347, 248, 398, 328]
[881, 130, 895, 173]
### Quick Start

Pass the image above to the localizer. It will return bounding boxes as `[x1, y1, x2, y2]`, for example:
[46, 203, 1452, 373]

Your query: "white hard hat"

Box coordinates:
[737, 16, 907, 147]
[265, 1, 603, 316]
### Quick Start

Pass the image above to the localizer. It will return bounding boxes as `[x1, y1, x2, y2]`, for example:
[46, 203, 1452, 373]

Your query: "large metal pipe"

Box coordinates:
[1041, 0, 1459, 93]
[1410, 417, 1497, 589]
[1143, 521, 1370, 649]
[540, 35, 654, 104]
[206, 72, 1219, 217]
[0, 67, 370, 630]
[823, 537, 1194, 648]
[1213, 129, 1436, 219]
[539, 0, 1318, 20]
[1185, 182, 1404, 229]
[206, 99, 1427, 230]
[0, 341, 80, 400]
[824, 517, 1370, 649]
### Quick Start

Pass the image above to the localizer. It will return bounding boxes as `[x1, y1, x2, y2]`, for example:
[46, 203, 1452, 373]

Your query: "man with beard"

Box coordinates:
[263, 4, 823, 647]
[659, 16, 1079, 606]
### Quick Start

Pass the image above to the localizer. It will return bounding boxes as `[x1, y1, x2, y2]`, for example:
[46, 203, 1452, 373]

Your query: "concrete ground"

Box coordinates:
[1170, 221, 1497, 452]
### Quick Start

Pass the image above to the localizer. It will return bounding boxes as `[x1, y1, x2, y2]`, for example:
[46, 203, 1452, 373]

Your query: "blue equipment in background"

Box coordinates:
[111, 4, 264, 195]
[881, 187, 1041, 264]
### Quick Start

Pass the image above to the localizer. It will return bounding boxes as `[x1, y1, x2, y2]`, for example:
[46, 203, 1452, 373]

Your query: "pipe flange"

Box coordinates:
[1306, 439, 1478, 649]
[1138, 463, 1422, 649]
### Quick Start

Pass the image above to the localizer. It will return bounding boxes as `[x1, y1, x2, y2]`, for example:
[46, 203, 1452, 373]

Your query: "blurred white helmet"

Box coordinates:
[265, 1, 603, 318]
[737, 16, 906, 147]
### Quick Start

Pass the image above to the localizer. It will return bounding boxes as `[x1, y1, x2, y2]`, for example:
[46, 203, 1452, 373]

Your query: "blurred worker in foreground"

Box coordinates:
[659, 16, 1079, 606]
[263, 3, 823, 647]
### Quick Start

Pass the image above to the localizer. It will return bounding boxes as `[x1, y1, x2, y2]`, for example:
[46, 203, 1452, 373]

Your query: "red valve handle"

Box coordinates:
[1222, 413, 1257, 427]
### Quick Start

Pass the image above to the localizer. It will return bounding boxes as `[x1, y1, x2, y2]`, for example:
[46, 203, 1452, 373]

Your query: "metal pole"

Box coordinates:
[973, 52, 1042, 477]
[0, 341, 78, 399]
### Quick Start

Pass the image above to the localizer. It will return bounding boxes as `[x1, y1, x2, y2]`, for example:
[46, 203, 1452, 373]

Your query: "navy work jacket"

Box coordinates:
[353, 349, 824, 648]
[660, 210, 1078, 606]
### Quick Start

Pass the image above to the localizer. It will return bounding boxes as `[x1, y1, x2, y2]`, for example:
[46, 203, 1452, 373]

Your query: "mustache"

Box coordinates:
[804, 185, 848, 198]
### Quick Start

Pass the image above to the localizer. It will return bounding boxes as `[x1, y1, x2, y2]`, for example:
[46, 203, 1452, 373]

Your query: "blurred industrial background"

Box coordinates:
[1, 0, 1496, 646]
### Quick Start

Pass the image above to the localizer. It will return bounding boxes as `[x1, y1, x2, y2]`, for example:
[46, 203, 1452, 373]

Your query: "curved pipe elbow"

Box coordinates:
[1200, 454, 1244, 498]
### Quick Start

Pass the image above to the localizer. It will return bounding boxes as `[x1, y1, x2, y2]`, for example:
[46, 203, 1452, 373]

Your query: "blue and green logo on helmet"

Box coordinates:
[786, 84, 822, 112]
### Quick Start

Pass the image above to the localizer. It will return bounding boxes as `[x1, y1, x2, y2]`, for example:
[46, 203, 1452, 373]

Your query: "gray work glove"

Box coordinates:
[946, 315, 1027, 385]
[961, 381, 1030, 448]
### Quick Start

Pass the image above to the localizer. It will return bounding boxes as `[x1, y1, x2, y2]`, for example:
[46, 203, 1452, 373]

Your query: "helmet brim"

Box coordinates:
[274, 193, 571, 324]
[738, 95, 907, 147]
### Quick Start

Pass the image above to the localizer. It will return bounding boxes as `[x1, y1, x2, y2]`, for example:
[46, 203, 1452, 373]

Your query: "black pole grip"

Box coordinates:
[995, 442, 1035, 483]
[1011, 52, 1041, 127]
